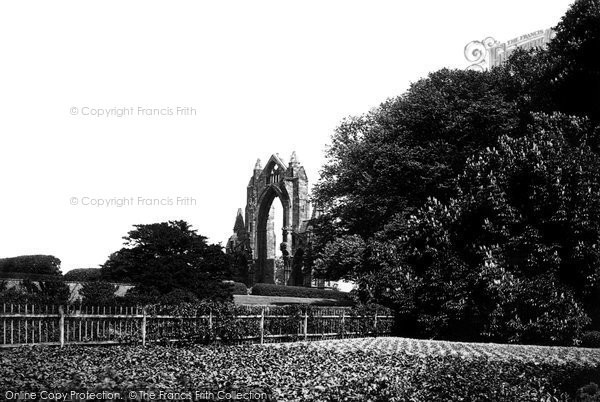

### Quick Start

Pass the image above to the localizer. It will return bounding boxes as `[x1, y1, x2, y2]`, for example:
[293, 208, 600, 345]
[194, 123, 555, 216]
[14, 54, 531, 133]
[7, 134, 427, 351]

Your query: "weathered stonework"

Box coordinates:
[227, 152, 312, 286]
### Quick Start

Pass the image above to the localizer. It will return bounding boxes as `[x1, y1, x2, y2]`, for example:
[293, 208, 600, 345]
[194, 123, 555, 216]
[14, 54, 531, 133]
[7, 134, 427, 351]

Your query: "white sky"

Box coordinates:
[0, 0, 574, 272]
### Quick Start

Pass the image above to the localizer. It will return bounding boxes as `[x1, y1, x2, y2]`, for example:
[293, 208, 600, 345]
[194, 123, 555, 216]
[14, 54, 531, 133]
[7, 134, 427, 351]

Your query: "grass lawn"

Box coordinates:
[1, 337, 598, 401]
[233, 294, 353, 306]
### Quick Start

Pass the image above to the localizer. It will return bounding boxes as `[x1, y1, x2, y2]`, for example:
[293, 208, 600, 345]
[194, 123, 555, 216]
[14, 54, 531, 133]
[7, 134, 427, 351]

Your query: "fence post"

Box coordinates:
[373, 311, 378, 335]
[209, 310, 213, 331]
[259, 307, 265, 344]
[59, 306, 65, 348]
[341, 311, 345, 339]
[303, 310, 308, 341]
[141, 307, 147, 347]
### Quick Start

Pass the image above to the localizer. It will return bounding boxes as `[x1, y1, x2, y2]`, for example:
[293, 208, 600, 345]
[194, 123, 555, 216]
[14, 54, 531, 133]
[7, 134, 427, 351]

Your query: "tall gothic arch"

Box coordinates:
[227, 152, 311, 286]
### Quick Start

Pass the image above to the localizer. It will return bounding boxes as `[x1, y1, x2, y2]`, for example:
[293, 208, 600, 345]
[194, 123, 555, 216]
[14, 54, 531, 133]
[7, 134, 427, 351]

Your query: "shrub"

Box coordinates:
[231, 281, 248, 295]
[64, 268, 101, 282]
[251, 283, 350, 300]
[578, 382, 600, 401]
[117, 286, 162, 306]
[0, 279, 72, 305]
[79, 281, 118, 305]
[583, 331, 600, 348]
[0, 286, 30, 304]
[204, 281, 234, 303]
[158, 289, 199, 305]
[35, 280, 72, 305]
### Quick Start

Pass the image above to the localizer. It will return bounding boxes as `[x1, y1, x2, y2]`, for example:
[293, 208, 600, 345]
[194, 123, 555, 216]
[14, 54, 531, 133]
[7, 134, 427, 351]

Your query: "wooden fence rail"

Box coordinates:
[0, 304, 394, 348]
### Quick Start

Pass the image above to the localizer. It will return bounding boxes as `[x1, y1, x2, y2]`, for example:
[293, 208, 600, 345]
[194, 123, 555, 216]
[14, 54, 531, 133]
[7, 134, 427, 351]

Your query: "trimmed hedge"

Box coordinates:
[231, 282, 248, 295]
[0, 255, 61, 276]
[251, 283, 350, 300]
[63, 268, 101, 282]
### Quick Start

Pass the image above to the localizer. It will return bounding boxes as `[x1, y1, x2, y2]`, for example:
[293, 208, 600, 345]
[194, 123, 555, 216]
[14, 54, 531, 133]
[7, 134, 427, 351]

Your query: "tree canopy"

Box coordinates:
[390, 114, 598, 343]
[313, 0, 600, 279]
[311, 0, 600, 345]
[101, 221, 234, 302]
[312, 68, 520, 244]
[0, 255, 62, 276]
[548, 0, 600, 122]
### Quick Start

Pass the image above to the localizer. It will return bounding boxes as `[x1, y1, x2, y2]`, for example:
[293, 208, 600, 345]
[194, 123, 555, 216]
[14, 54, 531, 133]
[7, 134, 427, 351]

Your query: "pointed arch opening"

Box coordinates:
[237, 153, 311, 287]
[255, 185, 290, 284]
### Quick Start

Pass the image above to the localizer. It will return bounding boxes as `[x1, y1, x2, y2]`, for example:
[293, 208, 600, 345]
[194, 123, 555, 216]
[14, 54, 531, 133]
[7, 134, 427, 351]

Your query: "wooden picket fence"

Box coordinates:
[0, 304, 394, 348]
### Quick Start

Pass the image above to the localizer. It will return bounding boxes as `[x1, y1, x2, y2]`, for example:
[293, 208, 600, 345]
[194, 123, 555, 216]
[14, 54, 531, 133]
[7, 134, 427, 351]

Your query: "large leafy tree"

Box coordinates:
[497, 0, 600, 126]
[312, 68, 520, 278]
[101, 221, 233, 302]
[311, 1, 600, 345]
[374, 114, 599, 344]
[548, 0, 600, 122]
[313, 0, 600, 287]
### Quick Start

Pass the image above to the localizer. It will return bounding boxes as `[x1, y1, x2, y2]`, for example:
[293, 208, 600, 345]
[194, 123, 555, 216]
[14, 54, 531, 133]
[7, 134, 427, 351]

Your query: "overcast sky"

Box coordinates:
[0, 0, 574, 272]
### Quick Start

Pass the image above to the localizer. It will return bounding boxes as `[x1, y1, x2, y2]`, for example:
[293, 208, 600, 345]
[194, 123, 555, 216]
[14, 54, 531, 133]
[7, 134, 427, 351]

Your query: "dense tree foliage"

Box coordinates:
[101, 221, 234, 302]
[548, 0, 600, 122]
[312, 68, 520, 244]
[312, 0, 600, 344]
[0, 255, 62, 276]
[229, 250, 250, 286]
[387, 115, 598, 344]
[313, 0, 600, 278]
[79, 281, 118, 305]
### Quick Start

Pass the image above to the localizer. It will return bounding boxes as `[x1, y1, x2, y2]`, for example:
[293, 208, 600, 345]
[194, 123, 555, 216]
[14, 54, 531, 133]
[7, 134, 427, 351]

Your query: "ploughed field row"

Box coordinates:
[267, 336, 600, 365]
[1, 337, 599, 401]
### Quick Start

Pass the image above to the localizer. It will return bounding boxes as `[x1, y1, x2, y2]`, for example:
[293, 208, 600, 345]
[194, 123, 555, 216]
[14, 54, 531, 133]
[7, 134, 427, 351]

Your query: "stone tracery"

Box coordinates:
[226, 152, 311, 286]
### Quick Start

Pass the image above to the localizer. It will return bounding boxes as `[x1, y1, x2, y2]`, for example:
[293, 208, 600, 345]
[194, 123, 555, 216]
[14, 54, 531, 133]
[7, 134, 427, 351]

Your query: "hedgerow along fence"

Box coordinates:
[0, 304, 394, 348]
